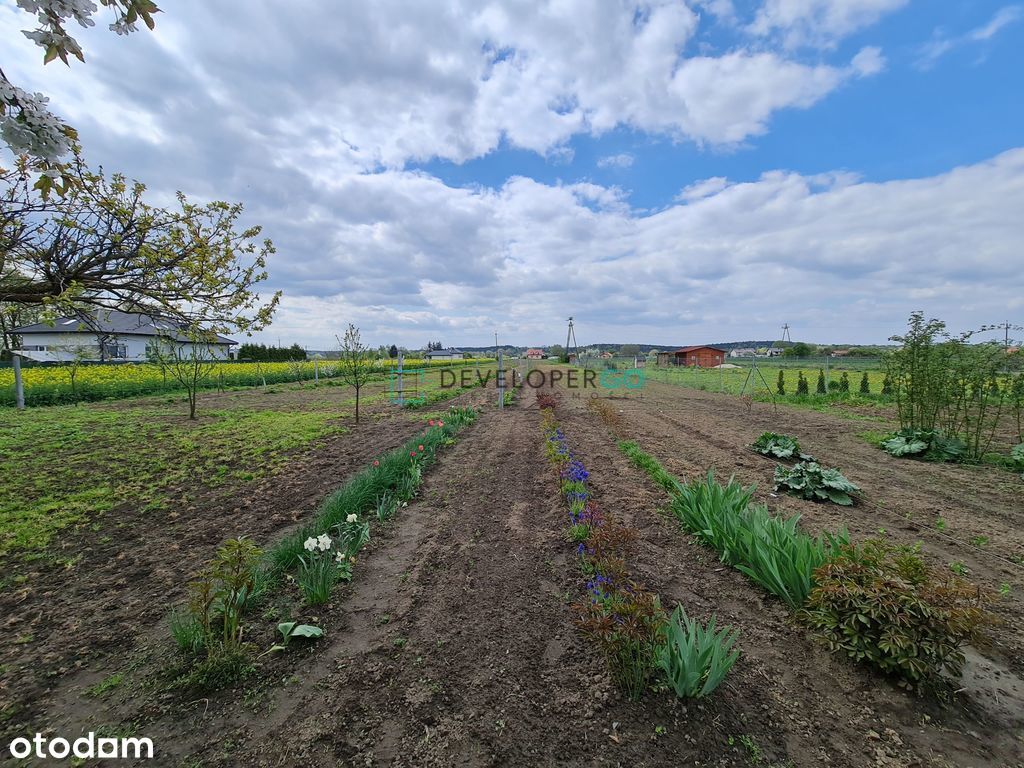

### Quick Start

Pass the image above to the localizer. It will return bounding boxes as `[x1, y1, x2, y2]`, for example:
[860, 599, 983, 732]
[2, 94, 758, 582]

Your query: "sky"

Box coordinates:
[2, 0, 1023, 349]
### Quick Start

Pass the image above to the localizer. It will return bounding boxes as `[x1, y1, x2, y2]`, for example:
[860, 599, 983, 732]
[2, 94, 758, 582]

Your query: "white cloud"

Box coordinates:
[2, 0, 888, 173]
[597, 153, 635, 169]
[255, 149, 1024, 348]
[917, 5, 1022, 69]
[747, 0, 908, 48]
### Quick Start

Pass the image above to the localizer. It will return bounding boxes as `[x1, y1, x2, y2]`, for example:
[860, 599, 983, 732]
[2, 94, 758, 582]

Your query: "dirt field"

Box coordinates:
[2, 374, 1022, 766]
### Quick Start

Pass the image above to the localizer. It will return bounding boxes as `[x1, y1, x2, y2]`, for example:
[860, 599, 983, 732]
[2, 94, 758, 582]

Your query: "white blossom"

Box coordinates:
[303, 537, 318, 552]
[335, 552, 347, 564]
[346, 513, 358, 523]
[316, 533, 332, 551]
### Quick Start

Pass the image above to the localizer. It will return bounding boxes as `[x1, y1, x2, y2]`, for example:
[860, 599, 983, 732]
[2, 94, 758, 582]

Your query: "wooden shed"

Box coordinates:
[672, 345, 727, 368]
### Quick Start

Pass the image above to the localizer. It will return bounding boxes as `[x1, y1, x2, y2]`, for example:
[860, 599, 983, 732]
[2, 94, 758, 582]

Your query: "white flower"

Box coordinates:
[303, 537, 318, 552]
[335, 552, 347, 564]
[316, 533, 332, 551]
[346, 513, 358, 524]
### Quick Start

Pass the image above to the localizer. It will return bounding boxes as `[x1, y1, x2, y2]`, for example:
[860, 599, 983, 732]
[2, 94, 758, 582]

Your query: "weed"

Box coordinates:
[85, 673, 124, 698]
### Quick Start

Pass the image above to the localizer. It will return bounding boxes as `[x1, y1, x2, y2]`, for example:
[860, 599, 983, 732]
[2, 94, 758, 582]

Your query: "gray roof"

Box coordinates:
[14, 311, 236, 345]
[424, 347, 464, 356]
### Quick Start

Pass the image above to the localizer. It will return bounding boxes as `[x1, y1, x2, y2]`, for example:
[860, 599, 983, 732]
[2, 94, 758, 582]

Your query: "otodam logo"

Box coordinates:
[8, 733, 154, 761]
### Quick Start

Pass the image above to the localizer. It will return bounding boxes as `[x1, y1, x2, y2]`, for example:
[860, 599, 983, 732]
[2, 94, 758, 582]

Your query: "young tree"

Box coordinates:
[1, 160, 279, 333]
[776, 370, 785, 396]
[2, 1, 161, 192]
[816, 369, 827, 395]
[859, 371, 871, 395]
[797, 371, 809, 395]
[388, 344, 399, 359]
[150, 328, 219, 419]
[338, 324, 374, 423]
[839, 371, 850, 393]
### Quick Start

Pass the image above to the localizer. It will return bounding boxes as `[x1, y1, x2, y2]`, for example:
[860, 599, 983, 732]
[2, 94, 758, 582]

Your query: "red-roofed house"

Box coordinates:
[526, 348, 545, 359]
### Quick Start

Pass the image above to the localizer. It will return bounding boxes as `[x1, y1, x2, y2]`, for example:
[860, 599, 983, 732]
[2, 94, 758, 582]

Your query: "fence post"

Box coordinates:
[497, 349, 505, 408]
[314, 358, 319, 384]
[397, 351, 404, 406]
[824, 355, 830, 390]
[13, 353, 25, 410]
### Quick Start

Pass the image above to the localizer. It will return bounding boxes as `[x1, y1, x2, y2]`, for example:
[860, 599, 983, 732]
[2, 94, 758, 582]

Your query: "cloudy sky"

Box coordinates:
[3, 0, 1023, 348]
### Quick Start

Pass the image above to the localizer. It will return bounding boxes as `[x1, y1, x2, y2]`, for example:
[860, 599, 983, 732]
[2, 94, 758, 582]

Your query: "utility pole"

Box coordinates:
[782, 323, 792, 343]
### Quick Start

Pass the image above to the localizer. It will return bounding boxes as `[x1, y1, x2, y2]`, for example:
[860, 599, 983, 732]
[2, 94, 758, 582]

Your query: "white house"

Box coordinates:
[729, 348, 757, 358]
[422, 347, 466, 361]
[13, 311, 236, 362]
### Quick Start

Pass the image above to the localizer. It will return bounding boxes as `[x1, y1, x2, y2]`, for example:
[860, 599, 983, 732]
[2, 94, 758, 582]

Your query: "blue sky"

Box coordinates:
[3, 0, 1023, 348]
[416, 2, 1024, 212]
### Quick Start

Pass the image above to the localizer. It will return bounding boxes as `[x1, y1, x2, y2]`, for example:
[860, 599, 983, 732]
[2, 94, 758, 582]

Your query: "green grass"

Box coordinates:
[0, 366, 493, 563]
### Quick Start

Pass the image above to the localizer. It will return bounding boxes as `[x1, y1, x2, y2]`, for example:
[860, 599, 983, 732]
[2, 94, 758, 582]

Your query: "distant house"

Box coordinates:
[672, 345, 727, 368]
[600, 351, 614, 359]
[13, 311, 236, 362]
[729, 348, 757, 358]
[655, 351, 672, 367]
[831, 349, 850, 358]
[526, 348, 545, 360]
[423, 347, 465, 360]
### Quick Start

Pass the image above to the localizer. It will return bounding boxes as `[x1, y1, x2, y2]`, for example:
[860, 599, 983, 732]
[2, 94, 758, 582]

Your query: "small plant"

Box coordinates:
[265, 621, 324, 654]
[880, 429, 966, 462]
[751, 432, 801, 460]
[839, 371, 850, 393]
[297, 534, 354, 605]
[801, 540, 994, 691]
[334, 512, 371, 556]
[773, 461, 860, 506]
[816, 369, 826, 395]
[949, 561, 969, 576]
[776, 370, 785, 396]
[170, 608, 206, 654]
[619, 441, 683, 495]
[657, 605, 740, 699]
[859, 371, 870, 394]
[1011, 443, 1024, 479]
[375, 491, 400, 522]
[577, 580, 667, 700]
[971, 536, 989, 547]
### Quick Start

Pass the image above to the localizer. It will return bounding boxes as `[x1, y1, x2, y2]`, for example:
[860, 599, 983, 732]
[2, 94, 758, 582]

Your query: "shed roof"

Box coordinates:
[672, 345, 726, 354]
[14, 311, 236, 345]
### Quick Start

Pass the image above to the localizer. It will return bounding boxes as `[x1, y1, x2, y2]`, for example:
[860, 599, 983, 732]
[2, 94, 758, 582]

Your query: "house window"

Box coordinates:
[102, 343, 127, 359]
[22, 345, 47, 351]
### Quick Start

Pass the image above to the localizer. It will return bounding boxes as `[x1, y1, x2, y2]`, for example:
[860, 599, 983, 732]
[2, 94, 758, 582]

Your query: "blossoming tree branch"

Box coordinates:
[1, 0, 160, 195]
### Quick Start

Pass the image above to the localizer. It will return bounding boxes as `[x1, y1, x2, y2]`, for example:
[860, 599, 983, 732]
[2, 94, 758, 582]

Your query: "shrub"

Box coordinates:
[773, 461, 859, 506]
[175, 644, 254, 692]
[839, 371, 850, 393]
[859, 371, 870, 394]
[816, 369, 826, 395]
[188, 538, 263, 651]
[881, 374, 893, 396]
[796, 371, 809, 395]
[800, 540, 994, 690]
[657, 605, 740, 699]
[577, 580, 666, 700]
[776, 370, 785, 396]
[828, 379, 840, 392]
[751, 432, 801, 460]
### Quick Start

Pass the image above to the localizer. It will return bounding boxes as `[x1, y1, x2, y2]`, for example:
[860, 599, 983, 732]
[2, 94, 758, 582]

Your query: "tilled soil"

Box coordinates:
[0, 384, 488, 745]
[4, 378, 1023, 767]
